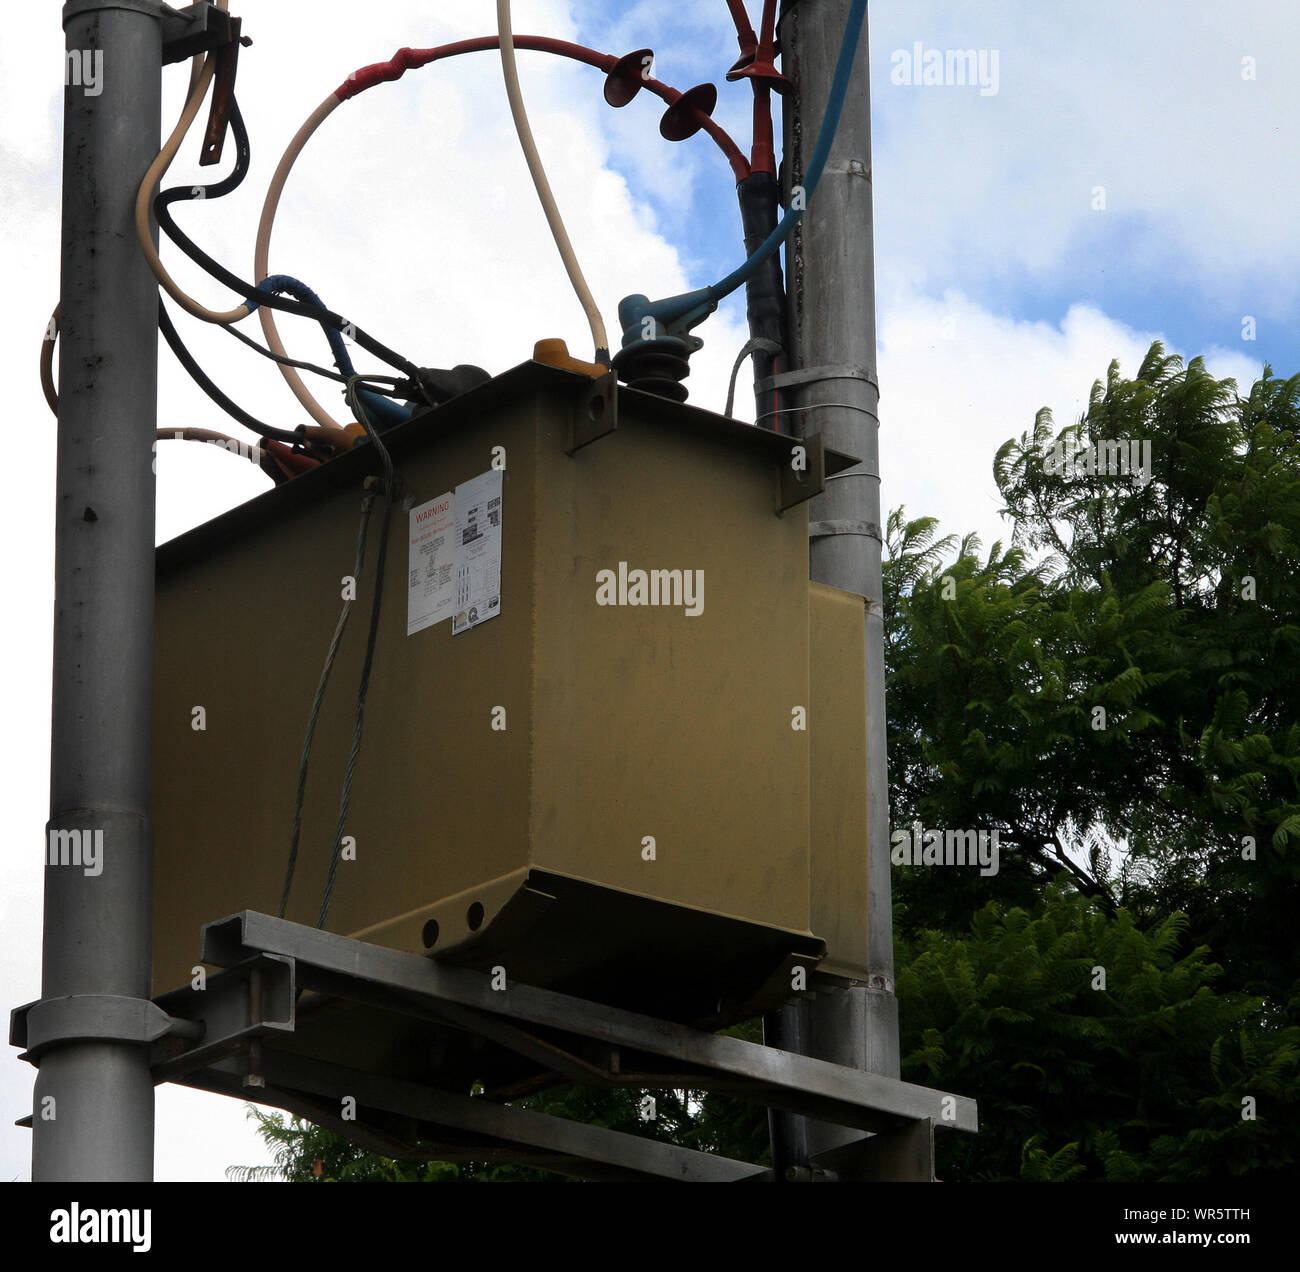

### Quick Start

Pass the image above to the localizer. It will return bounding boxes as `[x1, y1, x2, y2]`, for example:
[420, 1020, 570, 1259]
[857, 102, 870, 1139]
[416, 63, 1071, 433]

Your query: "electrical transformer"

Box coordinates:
[152, 362, 871, 1081]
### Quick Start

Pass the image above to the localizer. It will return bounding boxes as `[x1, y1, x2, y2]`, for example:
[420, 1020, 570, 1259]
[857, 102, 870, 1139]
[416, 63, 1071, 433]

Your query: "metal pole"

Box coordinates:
[33, 0, 162, 1181]
[773, 0, 900, 1168]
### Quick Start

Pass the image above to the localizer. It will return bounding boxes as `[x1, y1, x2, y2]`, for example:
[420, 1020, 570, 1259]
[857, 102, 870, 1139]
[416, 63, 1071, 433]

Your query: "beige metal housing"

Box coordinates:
[152, 364, 870, 1029]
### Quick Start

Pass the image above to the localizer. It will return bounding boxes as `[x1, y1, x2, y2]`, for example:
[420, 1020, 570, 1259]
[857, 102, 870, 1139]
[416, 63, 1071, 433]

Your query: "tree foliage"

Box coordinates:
[898, 883, 1299, 1180]
[890, 344, 1300, 998]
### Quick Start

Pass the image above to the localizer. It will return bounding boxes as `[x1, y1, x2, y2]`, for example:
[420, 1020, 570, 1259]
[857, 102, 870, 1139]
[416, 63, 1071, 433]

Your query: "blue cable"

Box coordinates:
[252, 275, 412, 428]
[254, 275, 357, 376]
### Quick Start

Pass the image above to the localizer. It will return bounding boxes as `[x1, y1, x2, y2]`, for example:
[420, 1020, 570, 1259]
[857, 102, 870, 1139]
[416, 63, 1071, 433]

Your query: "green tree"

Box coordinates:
[897, 883, 1300, 1181]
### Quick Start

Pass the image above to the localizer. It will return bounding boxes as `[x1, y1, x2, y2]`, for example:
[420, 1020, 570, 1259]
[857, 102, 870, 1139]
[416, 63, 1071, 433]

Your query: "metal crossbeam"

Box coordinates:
[184, 1050, 766, 1183]
[197, 911, 978, 1136]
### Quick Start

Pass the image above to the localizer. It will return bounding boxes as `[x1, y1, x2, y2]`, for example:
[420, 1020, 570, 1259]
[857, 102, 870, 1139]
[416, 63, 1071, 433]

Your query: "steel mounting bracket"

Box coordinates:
[777, 430, 825, 512]
[567, 371, 619, 454]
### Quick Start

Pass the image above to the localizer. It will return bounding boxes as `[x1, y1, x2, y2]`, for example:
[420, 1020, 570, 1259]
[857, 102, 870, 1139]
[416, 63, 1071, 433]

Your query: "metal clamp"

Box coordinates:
[809, 518, 880, 542]
[161, 2, 241, 66]
[756, 363, 878, 394]
[63, 2, 243, 68]
[63, 0, 166, 21]
[10, 994, 197, 1062]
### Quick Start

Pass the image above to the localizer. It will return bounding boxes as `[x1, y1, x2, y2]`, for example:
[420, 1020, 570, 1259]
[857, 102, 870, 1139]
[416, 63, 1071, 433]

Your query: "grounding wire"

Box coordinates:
[724, 335, 782, 417]
[317, 377, 399, 929]
[280, 484, 378, 919]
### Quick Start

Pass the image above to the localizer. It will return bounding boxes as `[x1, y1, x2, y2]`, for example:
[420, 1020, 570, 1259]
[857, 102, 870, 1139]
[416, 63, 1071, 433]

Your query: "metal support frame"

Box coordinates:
[134, 913, 974, 1181]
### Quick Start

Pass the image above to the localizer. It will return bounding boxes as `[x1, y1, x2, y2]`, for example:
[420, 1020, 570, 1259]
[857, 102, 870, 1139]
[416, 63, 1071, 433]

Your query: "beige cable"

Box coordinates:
[253, 94, 348, 432]
[132, 1, 250, 324]
[134, 54, 252, 324]
[496, 0, 609, 362]
[40, 304, 60, 415]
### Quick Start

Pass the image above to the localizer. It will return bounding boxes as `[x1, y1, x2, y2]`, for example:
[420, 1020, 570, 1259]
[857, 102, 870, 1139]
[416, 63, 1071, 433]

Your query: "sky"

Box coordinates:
[0, 0, 1294, 1182]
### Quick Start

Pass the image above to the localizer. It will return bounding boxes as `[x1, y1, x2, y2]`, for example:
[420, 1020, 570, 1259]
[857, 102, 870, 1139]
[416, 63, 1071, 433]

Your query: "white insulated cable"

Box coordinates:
[496, 0, 610, 362]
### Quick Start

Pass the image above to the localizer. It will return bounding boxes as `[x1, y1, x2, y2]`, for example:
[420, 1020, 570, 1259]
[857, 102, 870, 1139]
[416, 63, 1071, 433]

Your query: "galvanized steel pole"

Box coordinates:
[33, 0, 162, 1181]
[770, 0, 900, 1169]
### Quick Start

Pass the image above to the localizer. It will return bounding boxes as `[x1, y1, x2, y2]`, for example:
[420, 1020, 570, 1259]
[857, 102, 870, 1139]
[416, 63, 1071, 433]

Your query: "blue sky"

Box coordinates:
[1, 0, 1295, 1182]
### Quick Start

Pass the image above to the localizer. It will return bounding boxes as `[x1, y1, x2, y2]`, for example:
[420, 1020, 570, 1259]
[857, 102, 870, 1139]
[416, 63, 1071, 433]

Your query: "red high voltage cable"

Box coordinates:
[335, 36, 751, 183]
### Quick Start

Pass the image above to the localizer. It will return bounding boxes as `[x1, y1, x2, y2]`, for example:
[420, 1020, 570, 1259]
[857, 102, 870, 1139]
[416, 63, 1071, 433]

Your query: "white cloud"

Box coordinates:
[869, 0, 1300, 315]
[878, 288, 1265, 555]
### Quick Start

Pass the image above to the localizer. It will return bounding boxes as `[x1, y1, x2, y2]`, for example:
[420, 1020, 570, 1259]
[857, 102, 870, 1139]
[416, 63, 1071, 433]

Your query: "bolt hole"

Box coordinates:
[587, 394, 605, 422]
[421, 919, 439, 948]
[466, 902, 485, 932]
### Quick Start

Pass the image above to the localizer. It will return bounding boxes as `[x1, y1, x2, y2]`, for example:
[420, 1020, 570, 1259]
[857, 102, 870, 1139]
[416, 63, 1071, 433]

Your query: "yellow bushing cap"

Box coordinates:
[533, 338, 607, 379]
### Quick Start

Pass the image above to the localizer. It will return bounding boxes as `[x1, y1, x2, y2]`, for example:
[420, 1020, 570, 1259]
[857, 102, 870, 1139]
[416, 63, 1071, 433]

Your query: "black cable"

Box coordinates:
[215, 320, 409, 397]
[317, 377, 398, 929]
[154, 97, 421, 379]
[158, 299, 302, 444]
[280, 485, 377, 918]
[217, 317, 350, 384]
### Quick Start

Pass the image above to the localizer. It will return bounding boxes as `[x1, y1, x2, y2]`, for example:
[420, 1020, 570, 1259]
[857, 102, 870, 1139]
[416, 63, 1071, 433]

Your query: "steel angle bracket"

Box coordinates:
[778, 431, 825, 513]
[200, 911, 979, 1136]
[159, 2, 240, 65]
[60, 3, 243, 73]
[567, 371, 619, 454]
[149, 953, 295, 1083]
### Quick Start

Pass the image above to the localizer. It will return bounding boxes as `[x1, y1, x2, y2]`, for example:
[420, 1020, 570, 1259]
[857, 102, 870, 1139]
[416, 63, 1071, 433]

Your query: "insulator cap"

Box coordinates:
[604, 48, 655, 107]
[660, 83, 717, 141]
